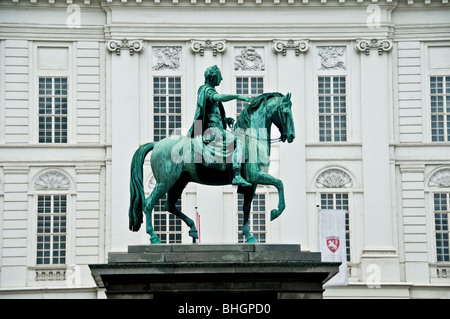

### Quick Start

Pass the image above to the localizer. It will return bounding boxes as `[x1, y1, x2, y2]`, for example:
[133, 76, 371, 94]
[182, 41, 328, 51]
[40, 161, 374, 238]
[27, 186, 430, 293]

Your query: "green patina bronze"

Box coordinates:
[129, 66, 295, 244]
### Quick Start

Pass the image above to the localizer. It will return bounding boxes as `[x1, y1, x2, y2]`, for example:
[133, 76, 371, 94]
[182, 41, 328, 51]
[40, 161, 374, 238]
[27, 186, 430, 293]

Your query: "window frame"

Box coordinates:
[425, 167, 450, 279]
[28, 169, 75, 285]
[31, 43, 73, 145]
[313, 43, 351, 144]
[317, 75, 348, 142]
[35, 193, 68, 266]
[432, 191, 450, 262]
[429, 75, 450, 143]
[151, 75, 182, 142]
[37, 76, 69, 144]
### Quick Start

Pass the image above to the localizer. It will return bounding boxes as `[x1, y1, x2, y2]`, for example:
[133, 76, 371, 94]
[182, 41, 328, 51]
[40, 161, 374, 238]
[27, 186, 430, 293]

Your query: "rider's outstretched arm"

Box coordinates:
[213, 94, 252, 103]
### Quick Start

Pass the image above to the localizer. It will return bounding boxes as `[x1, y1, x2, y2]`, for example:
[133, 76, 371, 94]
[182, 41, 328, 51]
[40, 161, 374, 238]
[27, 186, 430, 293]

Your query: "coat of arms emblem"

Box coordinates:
[326, 236, 340, 253]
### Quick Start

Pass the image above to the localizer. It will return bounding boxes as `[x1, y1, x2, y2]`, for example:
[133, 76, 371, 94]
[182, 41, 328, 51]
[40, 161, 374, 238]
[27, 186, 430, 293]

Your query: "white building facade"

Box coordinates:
[0, 0, 449, 298]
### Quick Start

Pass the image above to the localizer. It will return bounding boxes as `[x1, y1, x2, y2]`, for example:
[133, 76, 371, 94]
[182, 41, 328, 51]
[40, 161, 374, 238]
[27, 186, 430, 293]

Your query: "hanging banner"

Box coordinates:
[319, 209, 348, 287]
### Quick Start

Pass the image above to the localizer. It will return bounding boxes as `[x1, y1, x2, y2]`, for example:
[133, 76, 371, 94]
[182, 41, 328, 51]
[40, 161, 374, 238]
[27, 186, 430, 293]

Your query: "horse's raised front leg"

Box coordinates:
[252, 172, 285, 221]
[241, 187, 257, 243]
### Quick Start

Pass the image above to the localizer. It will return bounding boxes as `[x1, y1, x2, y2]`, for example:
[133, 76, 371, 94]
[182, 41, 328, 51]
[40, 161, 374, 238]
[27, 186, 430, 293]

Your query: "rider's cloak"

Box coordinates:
[187, 84, 227, 137]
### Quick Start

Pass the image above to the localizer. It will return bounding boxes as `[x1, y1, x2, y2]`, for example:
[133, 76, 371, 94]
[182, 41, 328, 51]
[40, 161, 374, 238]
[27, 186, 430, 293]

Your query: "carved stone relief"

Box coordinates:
[34, 171, 71, 191]
[234, 47, 265, 71]
[316, 168, 353, 188]
[152, 46, 182, 71]
[317, 46, 346, 70]
[429, 168, 450, 188]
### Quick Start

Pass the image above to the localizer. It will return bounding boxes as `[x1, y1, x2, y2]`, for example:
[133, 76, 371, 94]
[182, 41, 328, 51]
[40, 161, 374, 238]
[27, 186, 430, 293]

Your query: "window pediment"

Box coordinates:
[316, 168, 353, 188]
[429, 168, 450, 188]
[34, 171, 71, 191]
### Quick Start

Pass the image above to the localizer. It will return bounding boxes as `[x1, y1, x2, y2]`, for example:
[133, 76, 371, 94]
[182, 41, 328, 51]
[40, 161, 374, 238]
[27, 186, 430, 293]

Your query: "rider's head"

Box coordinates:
[204, 65, 222, 86]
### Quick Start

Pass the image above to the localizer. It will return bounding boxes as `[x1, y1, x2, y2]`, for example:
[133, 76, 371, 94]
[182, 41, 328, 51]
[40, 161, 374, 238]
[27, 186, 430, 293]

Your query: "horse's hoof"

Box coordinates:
[150, 235, 161, 244]
[189, 230, 199, 239]
[246, 236, 258, 243]
[270, 209, 279, 221]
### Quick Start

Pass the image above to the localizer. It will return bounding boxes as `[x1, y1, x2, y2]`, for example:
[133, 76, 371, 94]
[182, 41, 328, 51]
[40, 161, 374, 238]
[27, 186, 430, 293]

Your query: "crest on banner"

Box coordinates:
[326, 236, 340, 253]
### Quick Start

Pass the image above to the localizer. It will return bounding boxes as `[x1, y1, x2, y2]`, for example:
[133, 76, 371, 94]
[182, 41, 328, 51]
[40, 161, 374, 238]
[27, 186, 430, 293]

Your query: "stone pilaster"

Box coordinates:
[107, 38, 144, 250]
[275, 40, 309, 245]
[356, 38, 400, 282]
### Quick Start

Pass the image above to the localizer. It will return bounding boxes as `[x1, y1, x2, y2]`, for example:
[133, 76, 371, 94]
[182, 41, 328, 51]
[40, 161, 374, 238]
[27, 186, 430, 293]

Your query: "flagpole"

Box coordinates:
[316, 204, 320, 244]
[195, 206, 200, 244]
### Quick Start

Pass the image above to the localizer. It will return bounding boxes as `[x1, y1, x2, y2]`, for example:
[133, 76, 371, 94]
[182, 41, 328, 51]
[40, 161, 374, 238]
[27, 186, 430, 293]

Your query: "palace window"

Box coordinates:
[153, 195, 182, 244]
[38, 77, 68, 143]
[237, 193, 267, 243]
[153, 76, 182, 142]
[318, 76, 347, 142]
[36, 195, 67, 265]
[320, 193, 350, 261]
[430, 76, 450, 142]
[236, 77, 264, 115]
[433, 193, 450, 262]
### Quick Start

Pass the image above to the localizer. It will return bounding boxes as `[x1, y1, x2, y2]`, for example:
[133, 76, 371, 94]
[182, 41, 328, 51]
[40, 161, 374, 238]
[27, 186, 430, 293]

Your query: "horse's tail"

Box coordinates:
[129, 142, 155, 232]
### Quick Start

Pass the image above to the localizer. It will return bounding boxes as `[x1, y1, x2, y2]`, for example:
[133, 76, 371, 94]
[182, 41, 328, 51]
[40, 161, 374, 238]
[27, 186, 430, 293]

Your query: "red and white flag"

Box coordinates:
[319, 209, 348, 287]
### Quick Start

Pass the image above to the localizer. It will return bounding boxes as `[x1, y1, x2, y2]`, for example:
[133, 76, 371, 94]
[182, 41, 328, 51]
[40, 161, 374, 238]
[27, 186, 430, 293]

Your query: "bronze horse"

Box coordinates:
[129, 92, 295, 243]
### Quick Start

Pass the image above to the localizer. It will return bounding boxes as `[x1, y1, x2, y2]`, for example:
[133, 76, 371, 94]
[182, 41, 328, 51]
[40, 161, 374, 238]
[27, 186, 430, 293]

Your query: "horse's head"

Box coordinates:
[273, 93, 295, 143]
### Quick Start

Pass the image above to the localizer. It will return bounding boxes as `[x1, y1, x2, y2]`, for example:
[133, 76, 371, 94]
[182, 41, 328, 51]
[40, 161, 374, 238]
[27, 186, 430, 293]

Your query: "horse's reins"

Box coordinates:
[227, 124, 282, 144]
[244, 132, 282, 144]
[227, 128, 283, 144]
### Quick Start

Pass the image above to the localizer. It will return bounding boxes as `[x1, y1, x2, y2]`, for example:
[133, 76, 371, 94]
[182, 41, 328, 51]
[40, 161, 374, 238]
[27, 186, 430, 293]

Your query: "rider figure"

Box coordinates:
[188, 65, 252, 188]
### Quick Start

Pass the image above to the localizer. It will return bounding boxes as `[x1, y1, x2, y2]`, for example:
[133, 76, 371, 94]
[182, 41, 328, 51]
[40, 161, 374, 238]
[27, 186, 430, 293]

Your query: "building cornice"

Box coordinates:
[0, 23, 395, 41]
[1, 0, 448, 41]
[0, 25, 105, 41]
[1, 23, 449, 42]
[2, 0, 449, 6]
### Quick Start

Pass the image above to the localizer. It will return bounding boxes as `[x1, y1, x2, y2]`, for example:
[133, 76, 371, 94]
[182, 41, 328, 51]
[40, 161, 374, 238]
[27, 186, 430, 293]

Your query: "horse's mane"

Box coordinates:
[235, 92, 284, 130]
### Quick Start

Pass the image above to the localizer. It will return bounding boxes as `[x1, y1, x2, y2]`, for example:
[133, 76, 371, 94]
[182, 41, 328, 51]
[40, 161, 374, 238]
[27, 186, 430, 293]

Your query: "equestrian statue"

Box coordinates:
[129, 65, 295, 244]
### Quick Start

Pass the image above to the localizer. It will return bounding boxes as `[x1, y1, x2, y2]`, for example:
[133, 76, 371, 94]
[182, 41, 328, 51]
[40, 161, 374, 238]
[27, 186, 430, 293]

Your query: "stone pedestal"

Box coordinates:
[89, 244, 339, 299]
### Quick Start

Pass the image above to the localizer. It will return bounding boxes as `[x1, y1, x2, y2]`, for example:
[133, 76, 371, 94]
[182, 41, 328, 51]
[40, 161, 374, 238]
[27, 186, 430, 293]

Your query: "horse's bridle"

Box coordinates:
[275, 100, 292, 143]
[228, 99, 291, 144]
